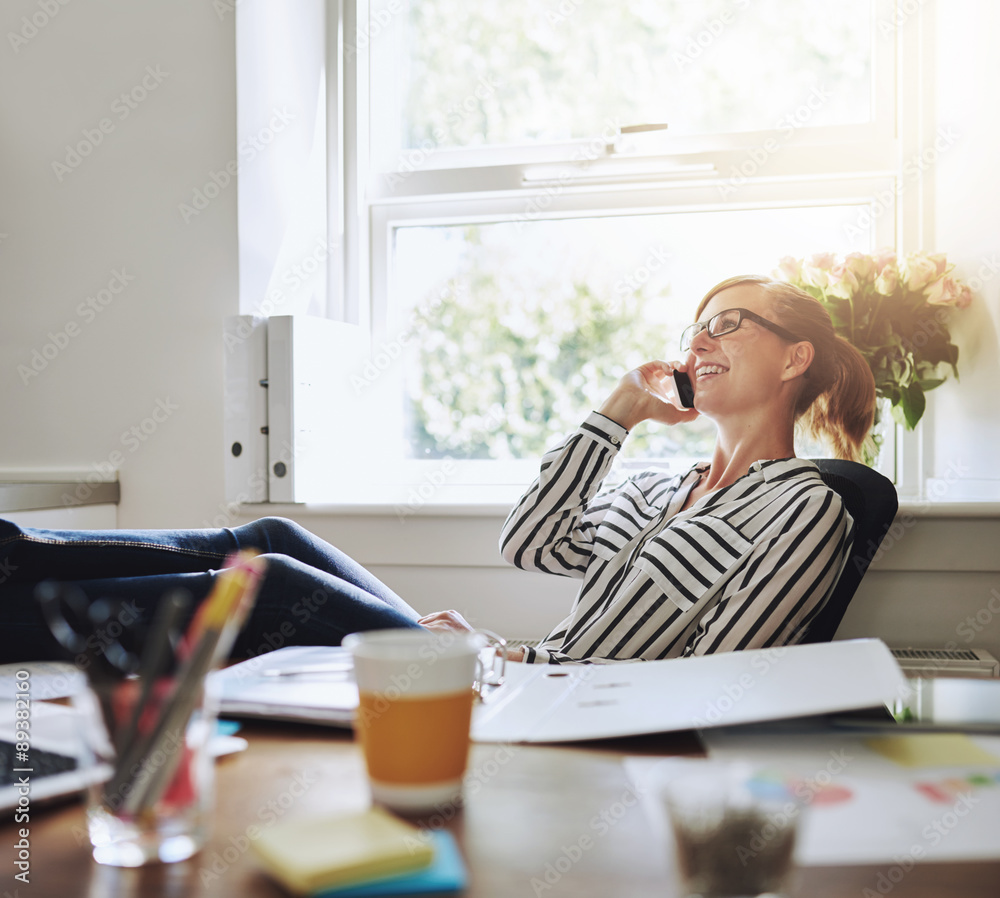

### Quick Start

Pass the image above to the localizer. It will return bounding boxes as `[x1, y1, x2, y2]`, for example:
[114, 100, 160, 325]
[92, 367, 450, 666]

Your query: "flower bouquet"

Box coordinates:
[776, 251, 972, 438]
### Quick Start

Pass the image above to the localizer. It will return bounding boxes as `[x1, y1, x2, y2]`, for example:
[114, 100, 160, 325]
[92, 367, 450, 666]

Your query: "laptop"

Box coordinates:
[0, 699, 111, 812]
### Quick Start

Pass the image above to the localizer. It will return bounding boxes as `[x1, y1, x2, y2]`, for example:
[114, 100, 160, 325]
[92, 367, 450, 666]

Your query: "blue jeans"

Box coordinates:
[0, 516, 423, 663]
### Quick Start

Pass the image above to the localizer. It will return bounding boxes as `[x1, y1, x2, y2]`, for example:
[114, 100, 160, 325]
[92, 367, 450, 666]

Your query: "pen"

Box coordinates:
[104, 553, 265, 813]
[262, 661, 353, 677]
[116, 590, 190, 753]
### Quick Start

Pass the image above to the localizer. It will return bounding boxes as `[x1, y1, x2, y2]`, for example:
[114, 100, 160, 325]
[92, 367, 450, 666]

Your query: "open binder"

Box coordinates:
[214, 639, 908, 744]
[470, 638, 907, 743]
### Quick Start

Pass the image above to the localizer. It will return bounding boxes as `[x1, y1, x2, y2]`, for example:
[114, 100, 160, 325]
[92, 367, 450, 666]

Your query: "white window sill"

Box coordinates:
[258, 482, 526, 518]
[251, 491, 1000, 520]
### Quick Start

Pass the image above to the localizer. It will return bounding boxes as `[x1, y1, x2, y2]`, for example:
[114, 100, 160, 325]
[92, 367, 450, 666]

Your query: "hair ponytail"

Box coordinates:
[796, 336, 876, 463]
[695, 275, 876, 463]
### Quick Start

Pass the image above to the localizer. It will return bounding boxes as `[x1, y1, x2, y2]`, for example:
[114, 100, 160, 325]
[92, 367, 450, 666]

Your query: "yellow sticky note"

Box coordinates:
[865, 734, 1000, 768]
[253, 807, 434, 895]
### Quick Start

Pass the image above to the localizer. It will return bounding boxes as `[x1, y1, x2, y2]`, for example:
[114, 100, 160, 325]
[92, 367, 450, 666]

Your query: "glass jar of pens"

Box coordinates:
[37, 551, 265, 867]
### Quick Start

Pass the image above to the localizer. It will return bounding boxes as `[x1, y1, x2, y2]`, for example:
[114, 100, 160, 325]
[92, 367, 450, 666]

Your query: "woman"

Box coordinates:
[0, 275, 873, 665]
[497, 274, 875, 663]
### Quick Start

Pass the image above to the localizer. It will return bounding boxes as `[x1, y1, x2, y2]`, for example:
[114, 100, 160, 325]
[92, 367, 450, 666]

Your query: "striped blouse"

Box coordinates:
[499, 412, 854, 664]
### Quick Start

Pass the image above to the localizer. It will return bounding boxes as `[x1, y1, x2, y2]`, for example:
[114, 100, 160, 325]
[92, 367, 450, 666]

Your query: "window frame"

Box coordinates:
[325, 0, 933, 501]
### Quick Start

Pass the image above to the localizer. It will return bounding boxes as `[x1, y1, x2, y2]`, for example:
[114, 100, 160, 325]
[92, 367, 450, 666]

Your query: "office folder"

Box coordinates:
[470, 638, 908, 743]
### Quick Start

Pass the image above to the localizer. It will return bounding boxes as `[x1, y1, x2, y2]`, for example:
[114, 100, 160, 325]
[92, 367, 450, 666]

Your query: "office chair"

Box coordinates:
[799, 459, 899, 644]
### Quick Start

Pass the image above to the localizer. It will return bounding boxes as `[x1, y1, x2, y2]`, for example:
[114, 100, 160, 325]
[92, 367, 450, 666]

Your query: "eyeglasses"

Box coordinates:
[679, 307, 803, 353]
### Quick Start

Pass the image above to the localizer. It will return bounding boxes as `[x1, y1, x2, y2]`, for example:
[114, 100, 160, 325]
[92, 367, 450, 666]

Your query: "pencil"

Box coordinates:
[103, 553, 265, 814]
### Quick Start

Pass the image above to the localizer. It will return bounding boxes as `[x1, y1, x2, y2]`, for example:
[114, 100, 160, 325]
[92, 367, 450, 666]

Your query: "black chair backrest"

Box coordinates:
[799, 459, 899, 644]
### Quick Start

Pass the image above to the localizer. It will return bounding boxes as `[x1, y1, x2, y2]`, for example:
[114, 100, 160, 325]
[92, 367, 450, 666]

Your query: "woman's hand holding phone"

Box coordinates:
[598, 361, 700, 431]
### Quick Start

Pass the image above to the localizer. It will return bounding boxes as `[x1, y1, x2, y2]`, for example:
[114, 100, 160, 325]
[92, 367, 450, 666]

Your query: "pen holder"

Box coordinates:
[73, 674, 220, 867]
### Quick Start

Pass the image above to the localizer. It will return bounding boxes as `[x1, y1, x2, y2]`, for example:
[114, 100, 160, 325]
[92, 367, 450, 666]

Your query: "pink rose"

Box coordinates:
[826, 263, 860, 299]
[799, 265, 830, 290]
[873, 249, 897, 274]
[844, 252, 876, 284]
[925, 275, 970, 308]
[874, 265, 899, 296]
[902, 252, 952, 292]
[808, 252, 838, 271]
[776, 256, 802, 282]
[929, 253, 949, 278]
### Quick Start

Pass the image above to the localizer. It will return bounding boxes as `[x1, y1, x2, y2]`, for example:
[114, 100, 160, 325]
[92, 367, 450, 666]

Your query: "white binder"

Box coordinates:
[471, 638, 908, 743]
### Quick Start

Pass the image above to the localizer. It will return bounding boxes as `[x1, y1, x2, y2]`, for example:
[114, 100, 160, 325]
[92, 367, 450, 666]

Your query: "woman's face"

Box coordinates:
[684, 284, 798, 419]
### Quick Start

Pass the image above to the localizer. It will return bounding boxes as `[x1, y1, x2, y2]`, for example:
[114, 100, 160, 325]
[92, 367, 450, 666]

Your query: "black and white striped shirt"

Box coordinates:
[499, 412, 854, 664]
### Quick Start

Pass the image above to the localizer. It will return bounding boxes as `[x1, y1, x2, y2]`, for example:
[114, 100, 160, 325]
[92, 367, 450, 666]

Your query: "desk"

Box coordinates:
[3, 722, 998, 897]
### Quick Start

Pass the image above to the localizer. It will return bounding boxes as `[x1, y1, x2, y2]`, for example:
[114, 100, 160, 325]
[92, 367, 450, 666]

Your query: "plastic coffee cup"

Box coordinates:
[344, 628, 504, 814]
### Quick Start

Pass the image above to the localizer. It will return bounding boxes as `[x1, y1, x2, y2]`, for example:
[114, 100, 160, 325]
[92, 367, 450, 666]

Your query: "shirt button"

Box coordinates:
[610, 437, 620, 445]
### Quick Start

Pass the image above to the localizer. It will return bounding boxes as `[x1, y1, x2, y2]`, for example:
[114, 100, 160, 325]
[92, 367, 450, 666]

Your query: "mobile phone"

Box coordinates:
[672, 370, 695, 409]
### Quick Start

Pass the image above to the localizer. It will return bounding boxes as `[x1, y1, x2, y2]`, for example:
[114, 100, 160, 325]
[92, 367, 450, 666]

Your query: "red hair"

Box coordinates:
[695, 275, 876, 462]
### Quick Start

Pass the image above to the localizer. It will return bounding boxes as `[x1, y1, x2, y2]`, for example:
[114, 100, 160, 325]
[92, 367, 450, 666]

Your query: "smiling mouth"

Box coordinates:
[696, 364, 729, 380]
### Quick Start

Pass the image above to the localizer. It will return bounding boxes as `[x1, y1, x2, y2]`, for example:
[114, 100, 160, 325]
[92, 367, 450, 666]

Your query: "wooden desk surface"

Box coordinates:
[3, 722, 998, 897]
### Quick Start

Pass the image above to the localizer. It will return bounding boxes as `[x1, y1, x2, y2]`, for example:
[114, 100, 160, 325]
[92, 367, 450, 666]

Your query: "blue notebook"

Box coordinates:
[316, 831, 467, 897]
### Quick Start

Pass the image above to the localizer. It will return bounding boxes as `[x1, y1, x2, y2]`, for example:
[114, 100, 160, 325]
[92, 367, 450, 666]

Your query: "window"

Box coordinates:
[358, 0, 901, 490]
[236, 0, 927, 504]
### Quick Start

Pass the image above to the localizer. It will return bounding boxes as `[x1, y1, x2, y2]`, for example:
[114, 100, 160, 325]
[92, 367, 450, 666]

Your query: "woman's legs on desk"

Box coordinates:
[0, 516, 424, 663]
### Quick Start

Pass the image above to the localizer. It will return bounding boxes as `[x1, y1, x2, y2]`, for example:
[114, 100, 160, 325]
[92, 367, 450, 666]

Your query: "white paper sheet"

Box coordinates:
[626, 730, 1000, 865]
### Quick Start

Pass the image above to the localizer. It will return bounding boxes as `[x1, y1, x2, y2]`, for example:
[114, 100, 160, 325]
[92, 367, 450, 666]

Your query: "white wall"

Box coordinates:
[929, 0, 1000, 491]
[0, 1, 239, 527]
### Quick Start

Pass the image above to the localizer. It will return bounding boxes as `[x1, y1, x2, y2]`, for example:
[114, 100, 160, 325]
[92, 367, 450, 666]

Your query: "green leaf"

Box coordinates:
[898, 382, 926, 430]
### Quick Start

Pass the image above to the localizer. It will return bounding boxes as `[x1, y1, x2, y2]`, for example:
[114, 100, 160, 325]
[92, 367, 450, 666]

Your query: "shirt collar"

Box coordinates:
[748, 457, 822, 483]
